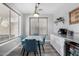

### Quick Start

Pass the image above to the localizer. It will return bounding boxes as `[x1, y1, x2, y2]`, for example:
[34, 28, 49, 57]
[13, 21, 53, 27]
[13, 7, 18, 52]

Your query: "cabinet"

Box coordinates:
[50, 34, 65, 56]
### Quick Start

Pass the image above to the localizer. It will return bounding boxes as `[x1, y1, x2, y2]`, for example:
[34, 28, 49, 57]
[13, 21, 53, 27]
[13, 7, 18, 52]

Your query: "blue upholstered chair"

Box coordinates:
[20, 35, 27, 40]
[40, 35, 46, 52]
[23, 39, 38, 56]
[20, 35, 27, 55]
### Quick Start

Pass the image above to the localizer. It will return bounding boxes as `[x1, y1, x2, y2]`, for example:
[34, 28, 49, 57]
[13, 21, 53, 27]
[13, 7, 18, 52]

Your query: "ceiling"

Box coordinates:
[8, 3, 79, 14]
[7, 3, 65, 15]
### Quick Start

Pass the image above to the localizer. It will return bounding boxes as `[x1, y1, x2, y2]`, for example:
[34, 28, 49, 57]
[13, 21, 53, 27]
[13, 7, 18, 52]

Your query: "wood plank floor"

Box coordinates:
[7, 43, 60, 56]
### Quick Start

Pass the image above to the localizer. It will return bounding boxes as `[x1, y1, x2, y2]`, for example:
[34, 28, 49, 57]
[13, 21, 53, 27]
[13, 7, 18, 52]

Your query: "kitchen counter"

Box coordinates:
[53, 33, 79, 44]
[50, 34, 79, 56]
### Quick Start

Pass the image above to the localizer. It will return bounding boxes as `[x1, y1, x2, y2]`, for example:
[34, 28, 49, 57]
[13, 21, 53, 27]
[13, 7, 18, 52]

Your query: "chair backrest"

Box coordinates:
[24, 39, 37, 52]
[20, 35, 27, 46]
[43, 35, 46, 44]
[32, 33, 39, 36]
[20, 35, 27, 40]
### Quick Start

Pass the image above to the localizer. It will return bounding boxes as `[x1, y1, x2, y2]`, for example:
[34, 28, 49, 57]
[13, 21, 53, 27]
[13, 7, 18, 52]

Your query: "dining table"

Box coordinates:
[22, 35, 44, 56]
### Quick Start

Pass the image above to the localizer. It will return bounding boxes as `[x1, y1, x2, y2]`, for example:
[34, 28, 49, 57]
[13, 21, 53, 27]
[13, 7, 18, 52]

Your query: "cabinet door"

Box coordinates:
[55, 36, 65, 56]
[50, 35, 65, 56]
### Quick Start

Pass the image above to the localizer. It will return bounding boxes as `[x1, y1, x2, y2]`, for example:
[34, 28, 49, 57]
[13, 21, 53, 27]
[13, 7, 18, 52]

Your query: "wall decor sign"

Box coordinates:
[69, 7, 79, 24]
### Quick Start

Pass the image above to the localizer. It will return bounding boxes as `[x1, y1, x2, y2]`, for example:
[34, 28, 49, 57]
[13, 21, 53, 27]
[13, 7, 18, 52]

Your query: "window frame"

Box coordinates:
[29, 17, 48, 36]
[0, 3, 21, 44]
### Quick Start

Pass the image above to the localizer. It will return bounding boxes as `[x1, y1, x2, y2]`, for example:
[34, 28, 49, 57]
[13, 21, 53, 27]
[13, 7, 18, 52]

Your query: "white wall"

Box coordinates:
[52, 3, 79, 35]
[24, 14, 54, 36]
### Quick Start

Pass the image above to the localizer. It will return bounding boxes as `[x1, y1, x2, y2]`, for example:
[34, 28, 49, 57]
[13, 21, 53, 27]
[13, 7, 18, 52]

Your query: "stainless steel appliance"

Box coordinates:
[58, 28, 67, 35]
[65, 41, 79, 56]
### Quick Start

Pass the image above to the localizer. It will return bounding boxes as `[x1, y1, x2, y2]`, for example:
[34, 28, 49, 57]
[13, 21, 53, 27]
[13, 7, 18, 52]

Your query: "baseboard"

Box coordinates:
[3, 43, 21, 56]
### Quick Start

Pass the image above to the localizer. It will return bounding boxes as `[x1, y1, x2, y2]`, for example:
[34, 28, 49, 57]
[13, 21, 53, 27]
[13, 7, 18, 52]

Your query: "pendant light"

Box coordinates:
[33, 3, 40, 17]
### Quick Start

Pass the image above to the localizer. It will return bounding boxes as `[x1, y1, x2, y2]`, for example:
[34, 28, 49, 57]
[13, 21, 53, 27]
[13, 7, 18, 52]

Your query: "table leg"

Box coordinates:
[38, 41, 41, 56]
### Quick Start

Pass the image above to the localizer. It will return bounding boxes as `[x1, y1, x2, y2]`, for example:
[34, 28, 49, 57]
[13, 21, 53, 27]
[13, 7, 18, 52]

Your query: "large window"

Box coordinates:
[30, 17, 39, 35]
[18, 15, 21, 36]
[10, 10, 19, 38]
[0, 4, 10, 42]
[39, 17, 48, 35]
[29, 17, 48, 35]
[0, 4, 21, 43]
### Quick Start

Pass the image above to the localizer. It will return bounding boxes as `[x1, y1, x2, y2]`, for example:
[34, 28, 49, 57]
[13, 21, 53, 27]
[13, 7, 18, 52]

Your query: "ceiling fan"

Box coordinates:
[33, 3, 42, 17]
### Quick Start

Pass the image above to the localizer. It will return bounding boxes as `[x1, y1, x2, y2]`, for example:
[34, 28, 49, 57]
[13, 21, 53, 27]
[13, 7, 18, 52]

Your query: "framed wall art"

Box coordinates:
[69, 7, 79, 24]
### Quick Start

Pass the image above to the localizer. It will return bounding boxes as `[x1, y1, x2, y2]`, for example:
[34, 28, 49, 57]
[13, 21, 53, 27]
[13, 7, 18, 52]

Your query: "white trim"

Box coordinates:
[3, 43, 21, 56]
[0, 38, 17, 46]
[0, 36, 20, 46]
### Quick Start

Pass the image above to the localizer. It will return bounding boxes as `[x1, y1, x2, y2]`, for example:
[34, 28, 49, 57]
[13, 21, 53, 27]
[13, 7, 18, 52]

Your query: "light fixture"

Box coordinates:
[33, 3, 40, 17]
[33, 13, 39, 17]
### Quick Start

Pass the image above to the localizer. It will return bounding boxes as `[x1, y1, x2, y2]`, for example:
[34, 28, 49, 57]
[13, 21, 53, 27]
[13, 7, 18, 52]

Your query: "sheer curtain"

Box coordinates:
[29, 17, 48, 36]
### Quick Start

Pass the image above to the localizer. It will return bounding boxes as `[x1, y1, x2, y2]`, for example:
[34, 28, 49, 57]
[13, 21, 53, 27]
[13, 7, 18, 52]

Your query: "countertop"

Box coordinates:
[52, 33, 79, 44]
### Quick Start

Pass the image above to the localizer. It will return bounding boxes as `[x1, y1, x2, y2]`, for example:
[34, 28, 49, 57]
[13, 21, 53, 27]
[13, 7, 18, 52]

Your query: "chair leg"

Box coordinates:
[34, 52, 36, 56]
[38, 41, 41, 56]
[26, 52, 29, 56]
[22, 48, 25, 56]
[42, 45, 45, 52]
[21, 47, 25, 56]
